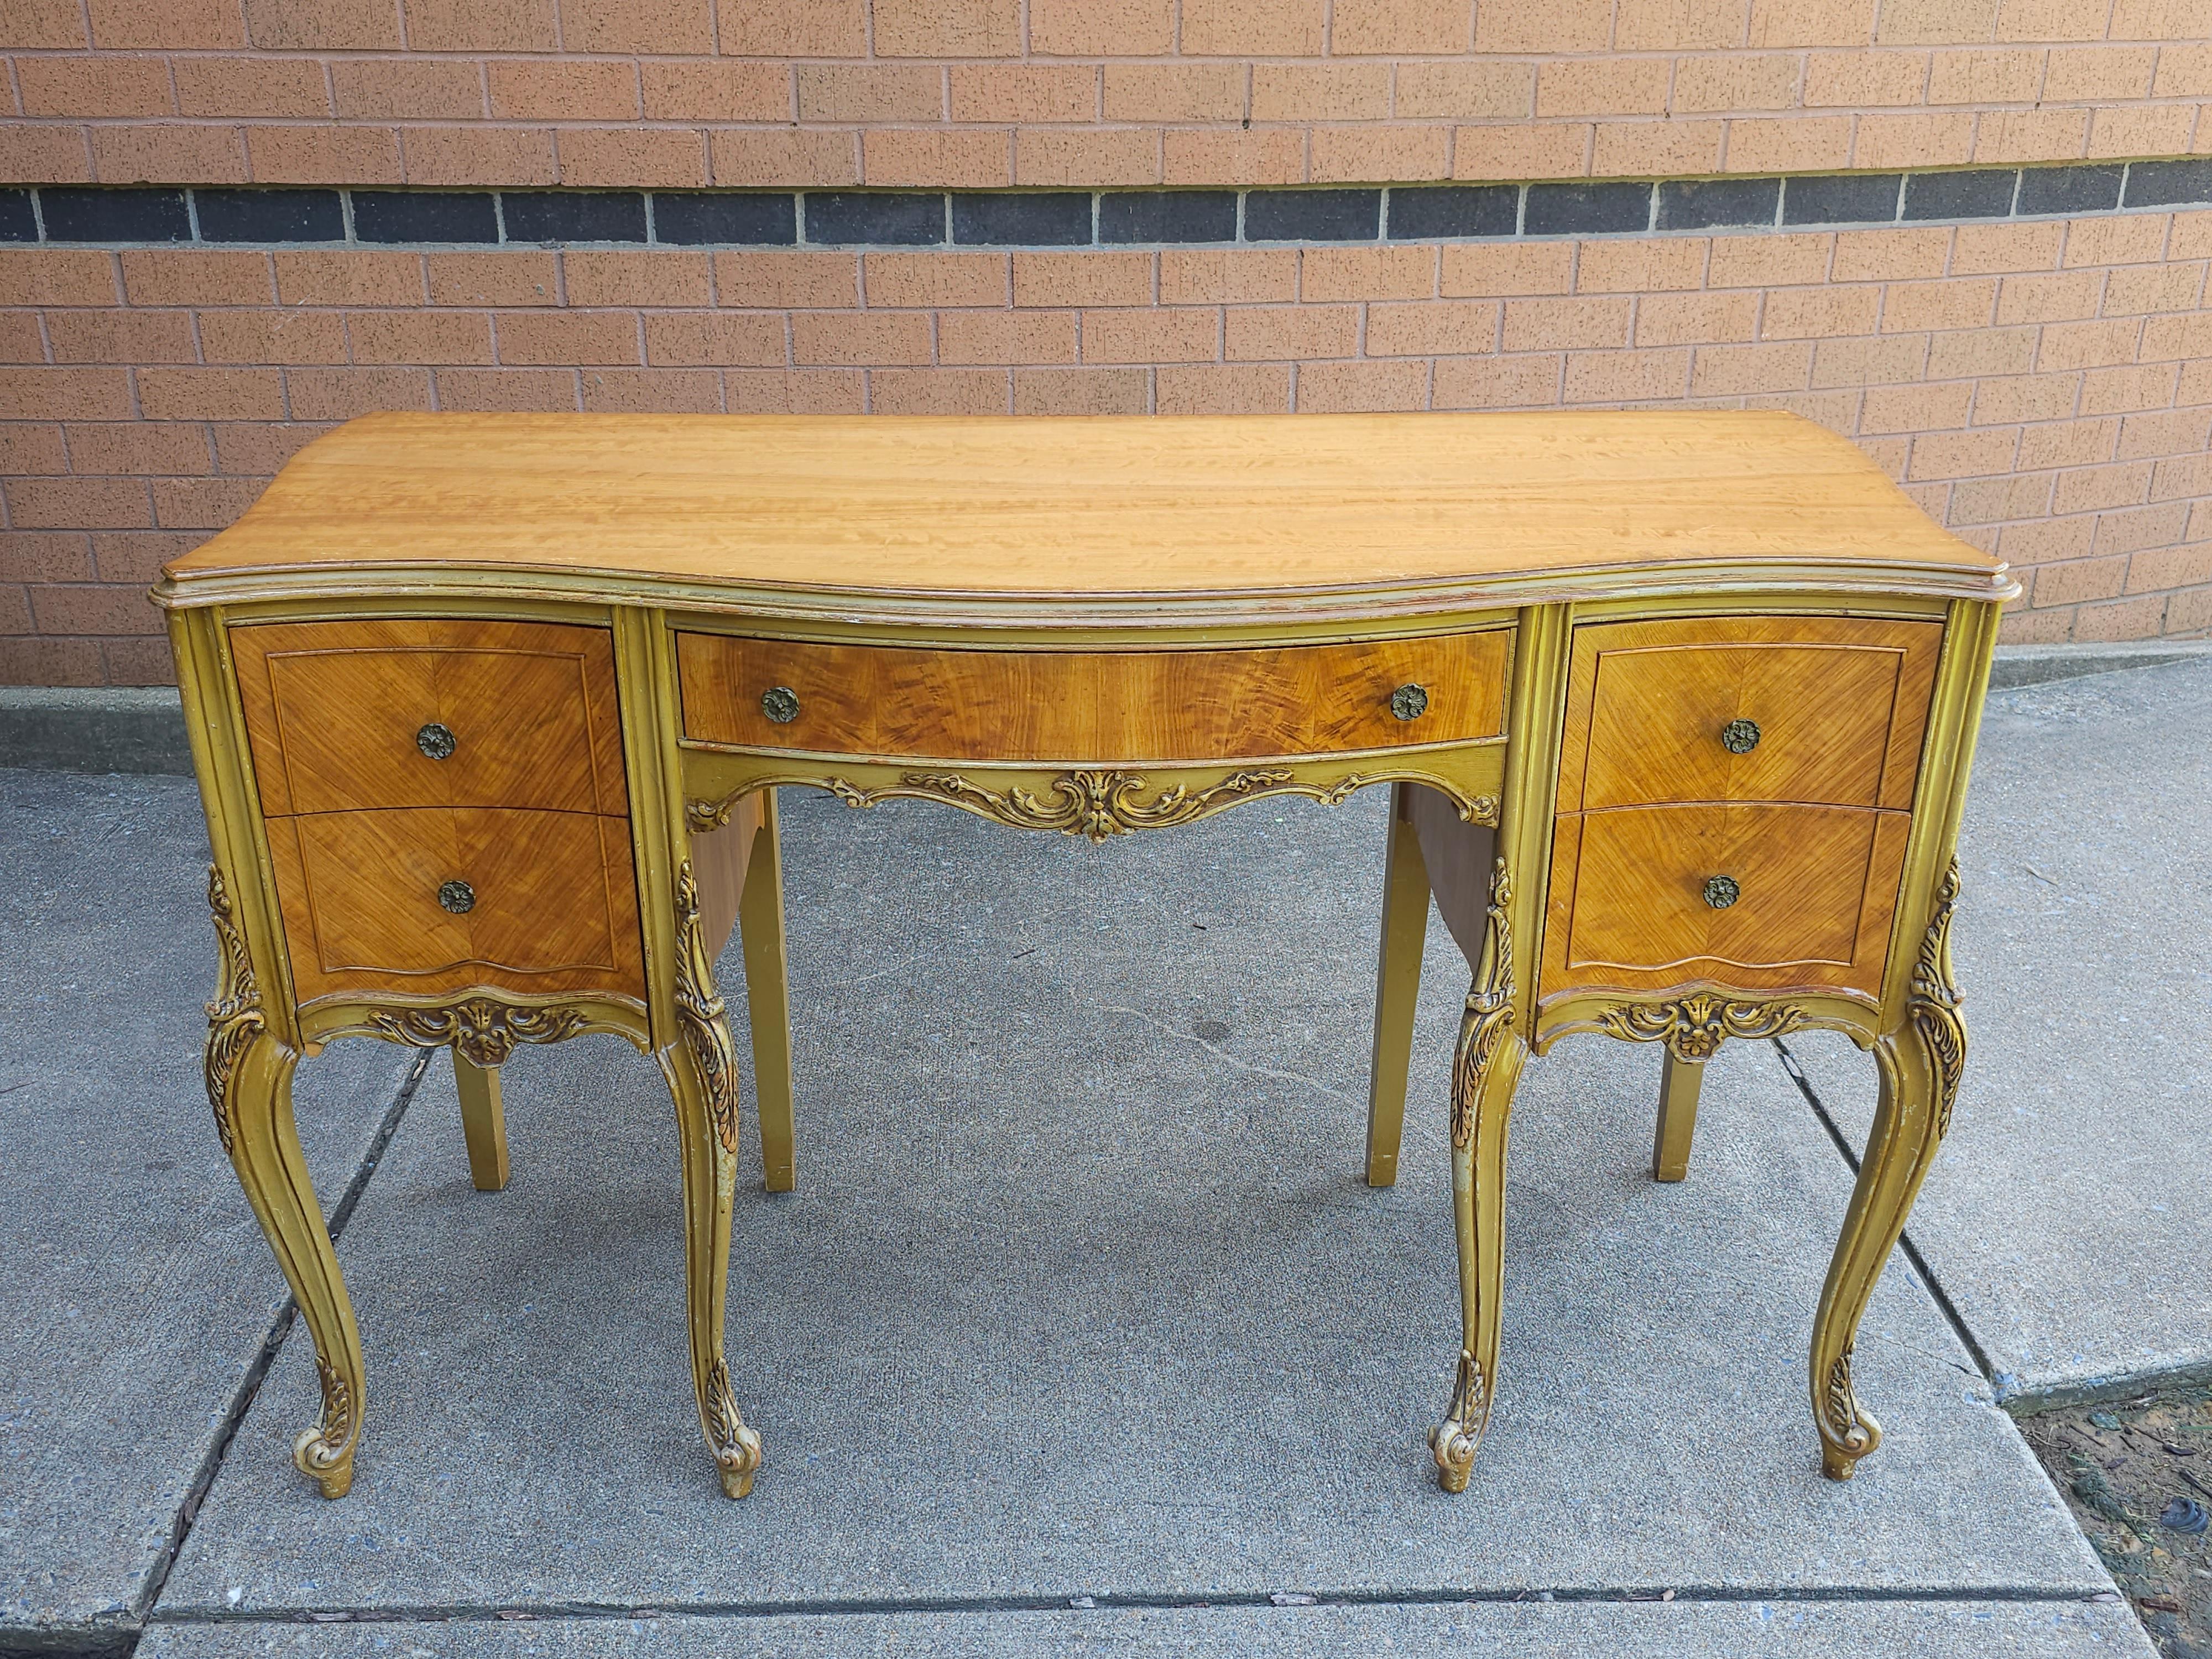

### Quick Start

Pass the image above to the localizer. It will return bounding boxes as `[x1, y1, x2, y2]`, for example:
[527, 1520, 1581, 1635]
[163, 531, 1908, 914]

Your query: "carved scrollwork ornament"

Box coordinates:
[367, 998, 586, 1068]
[1430, 1348, 1489, 1494]
[1596, 992, 1811, 1063]
[687, 771, 1500, 839]
[1909, 859, 1967, 1140]
[702, 1356, 764, 1498]
[202, 865, 266, 1160]
[672, 859, 743, 1155]
[291, 1352, 359, 1496]
[1451, 857, 1516, 1151]
[1819, 1345, 1880, 1478]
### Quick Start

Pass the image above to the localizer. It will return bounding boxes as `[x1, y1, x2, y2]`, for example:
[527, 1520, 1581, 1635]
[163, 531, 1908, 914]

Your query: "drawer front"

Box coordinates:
[676, 631, 1510, 763]
[1541, 803, 1910, 1000]
[1558, 615, 1941, 812]
[232, 618, 628, 817]
[265, 807, 644, 1003]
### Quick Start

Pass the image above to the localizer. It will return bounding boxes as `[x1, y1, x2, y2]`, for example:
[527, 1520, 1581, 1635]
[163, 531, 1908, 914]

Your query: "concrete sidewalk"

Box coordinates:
[6, 647, 2206, 1656]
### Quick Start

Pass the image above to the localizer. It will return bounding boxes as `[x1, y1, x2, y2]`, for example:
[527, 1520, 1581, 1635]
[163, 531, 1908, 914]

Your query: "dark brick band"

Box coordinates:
[3, 159, 2209, 252]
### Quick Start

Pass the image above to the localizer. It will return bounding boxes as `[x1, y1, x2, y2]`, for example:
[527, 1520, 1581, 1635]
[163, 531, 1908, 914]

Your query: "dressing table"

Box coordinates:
[156, 410, 2010, 1501]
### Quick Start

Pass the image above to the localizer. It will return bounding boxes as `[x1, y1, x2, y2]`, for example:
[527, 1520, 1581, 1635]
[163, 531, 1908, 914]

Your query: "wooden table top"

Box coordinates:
[159, 411, 2010, 622]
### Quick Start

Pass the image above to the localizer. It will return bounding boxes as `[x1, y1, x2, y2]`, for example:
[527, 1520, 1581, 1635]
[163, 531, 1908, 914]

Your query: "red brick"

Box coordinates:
[0, 251, 118, 308]
[716, 252, 858, 309]
[495, 311, 642, 366]
[154, 476, 265, 529]
[101, 637, 182, 685]
[434, 367, 581, 410]
[862, 130, 1010, 189]
[0, 124, 94, 183]
[93, 126, 250, 186]
[950, 66, 1098, 125]
[246, 124, 403, 185]
[1013, 367, 1149, 415]
[87, 0, 243, 48]
[1910, 427, 2021, 481]
[559, 128, 709, 190]
[213, 420, 332, 473]
[644, 314, 788, 367]
[939, 311, 1078, 365]
[1301, 246, 1436, 302]
[0, 533, 93, 583]
[1079, 307, 1218, 363]
[8, 476, 153, 529]
[1179, 0, 1324, 55]
[197, 310, 349, 364]
[560, 0, 714, 51]
[717, 0, 866, 54]
[1, 0, 89, 46]
[2080, 363, 2179, 416]
[0, 635, 103, 686]
[2093, 500, 2190, 557]
[89, 530, 204, 585]
[863, 252, 1008, 309]
[1034, 0, 1174, 53]
[1858, 382, 1975, 434]
[335, 60, 484, 121]
[1884, 279, 1997, 333]
[347, 310, 496, 363]
[285, 366, 435, 419]
[1160, 250, 1297, 305]
[1365, 301, 1499, 356]
[1102, 64, 1244, 124]
[1635, 292, 1761, 347]
[2030, 555, 2128, 608]
[563, 252, 713, 309]
[244, 0, 401, 49]
[2101, 264, 2205, 317]
[0, 367, 132, 419]
[1155, 363, 1292, 413]
[1971, 372, 2081, 426]
[2037, 318, 2144, 373]
[2017, 418, 2118, 471]
[580, 368, 724, 412]
[275, 251, 424, 307]
[1575, 239, 1707, 294]
[641, 64, 792, 123]
[138, 367, 286, 420]
[871, 0, 1019, 56]
[1014, 251, 1152, 308]
[1761, 286, 1881, 339]
[17, 55, 174, 117]
[869, 368, 1009, 414]
[174, 56, 332, 118]
[46, 310, 198, 363]
[1809, 333, 1928, 388]
[1563, 348, 1693, 403]
[1395, 61, 1532, 119]
[1160, 130, 1296, 187]
[791, 311, 932, 366]
[488, 61, 639, 122]
[2117, 407, 2212, 461]
[29, 578, 166, 630]
[1501, 296, 1631, 352]
[1251, 64, 1390, 123]
[403, 127, 558, 187]
[0, 426, 68, 475]
[1687, 341, 1813, 396]
[1440, 243, 1574, 298]
[0, 311, 45, 362]
[405, 0, 558, 49]
[724, 369, 867, 413]
[1225, 305, 1358, 361]
[427, 252, 560, 307]
[709, 129, 859, 188]
[1296, 358, 1430, 411]
[779, 58, 920, 114]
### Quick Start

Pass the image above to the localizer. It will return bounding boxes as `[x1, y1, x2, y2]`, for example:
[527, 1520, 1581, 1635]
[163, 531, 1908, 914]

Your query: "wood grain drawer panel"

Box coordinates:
[232, 618, 627, 817]
[265, 806, 644, 1003]
[675, 631, 1510, 762]
[1540, 803, 1910, 1001]
[1558, 615, 1941, 812]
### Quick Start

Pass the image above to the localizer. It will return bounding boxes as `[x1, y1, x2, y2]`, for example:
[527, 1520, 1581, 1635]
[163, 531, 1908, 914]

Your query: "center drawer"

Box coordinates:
[675, 631, 1511, 762]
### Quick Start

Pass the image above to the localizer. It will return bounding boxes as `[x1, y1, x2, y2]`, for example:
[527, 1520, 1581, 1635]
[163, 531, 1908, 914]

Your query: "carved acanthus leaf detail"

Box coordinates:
[202, 865, 265, 1159]
[1430, 1347, 1489, 1494]
[291, 1352, 358, 1485]
[702, 1355, 763, 1497]
[367, 999, 586, 1068]
[1820, 1345, 1878, 1468]
[1451, 857, 1516, 1151]
[672, 859, 741, 1155]
[1596, 992, 1810, 1062]
[1909, 859, 1966, 1140]
[689, 771, 1499, 841]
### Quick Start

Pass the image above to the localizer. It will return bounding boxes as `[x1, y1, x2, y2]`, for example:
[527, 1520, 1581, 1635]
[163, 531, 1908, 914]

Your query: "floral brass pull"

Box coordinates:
[437, 879, 476, 915]
[1390, 683, 1430, 721]
[1720, 719, 1760, 754]
[416, 722, 456, 760]
[761, 686, 800, 724]
[1703, 875, 1741, 910]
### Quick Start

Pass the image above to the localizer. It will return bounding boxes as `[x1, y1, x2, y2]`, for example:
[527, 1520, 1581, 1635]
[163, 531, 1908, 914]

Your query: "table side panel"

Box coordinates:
[675, 631, 1510, 763]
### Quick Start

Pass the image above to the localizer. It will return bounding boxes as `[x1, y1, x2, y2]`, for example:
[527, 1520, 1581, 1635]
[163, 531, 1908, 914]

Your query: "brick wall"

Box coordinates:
[5, 0, 2212, 683]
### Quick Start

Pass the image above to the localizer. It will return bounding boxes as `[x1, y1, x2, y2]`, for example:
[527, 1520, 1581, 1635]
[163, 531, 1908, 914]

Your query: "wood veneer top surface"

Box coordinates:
[165, 411, 2001, 599]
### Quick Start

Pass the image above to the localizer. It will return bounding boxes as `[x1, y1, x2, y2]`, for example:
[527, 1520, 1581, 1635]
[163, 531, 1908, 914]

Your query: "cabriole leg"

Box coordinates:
[1652, 1050, 1704, 1183]
[1365, 782, 1431, 1188]
[739, 789, 798, 1195]
[670, 859, 763, 1498]
[1431, 857, 1520, 1494]
[453, 1053, 510, 1192]
[212, 1029, 366, 1499]
[1809, 862, 1965, 1480]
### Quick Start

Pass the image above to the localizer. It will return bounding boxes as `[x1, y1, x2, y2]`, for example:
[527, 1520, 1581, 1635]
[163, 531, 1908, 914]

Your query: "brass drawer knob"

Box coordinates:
[1703, 875, 1741, 910]
[761, 686, 800, 724]
[1720, 718, 1760, 754]
[1390, 683, 1430, 721]
[416, 722, 457, 760]
[437, 879, 476, 915]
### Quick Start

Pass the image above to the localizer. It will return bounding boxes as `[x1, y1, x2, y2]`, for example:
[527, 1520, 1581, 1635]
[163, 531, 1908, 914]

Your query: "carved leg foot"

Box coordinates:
[1433, 857, 1522, 1494]
[671, 859, 761, 1499]
[1809, 861, 1964, 1481]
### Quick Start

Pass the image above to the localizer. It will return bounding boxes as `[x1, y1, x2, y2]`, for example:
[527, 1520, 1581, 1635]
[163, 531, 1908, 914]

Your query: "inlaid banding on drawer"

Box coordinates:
[231, 618, 628, 818]
[265, 806, 645, 1004]
[1541, 802, 1910, 1001]
[1559, 614, 1942, 813]
[675, 631, 1510, 763]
